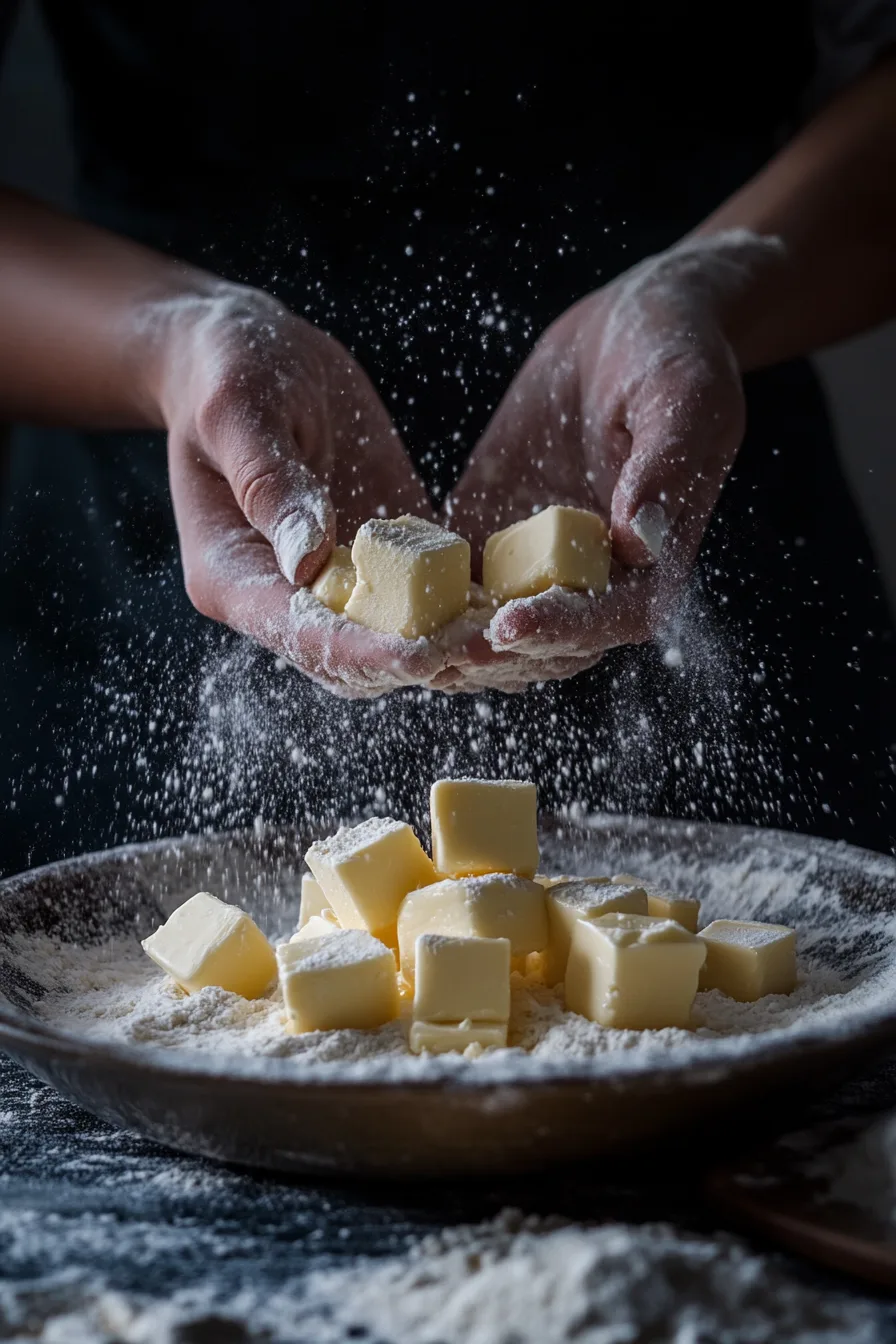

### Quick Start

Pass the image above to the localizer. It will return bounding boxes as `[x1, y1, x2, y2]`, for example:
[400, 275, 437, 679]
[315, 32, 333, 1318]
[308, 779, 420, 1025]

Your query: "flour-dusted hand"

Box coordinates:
[444, 230, 785, 685]
[158, 285, 444, 696]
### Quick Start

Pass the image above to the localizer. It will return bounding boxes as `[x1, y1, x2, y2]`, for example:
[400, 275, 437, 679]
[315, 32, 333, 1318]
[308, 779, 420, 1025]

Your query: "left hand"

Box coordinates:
[440, 231, 783, 692]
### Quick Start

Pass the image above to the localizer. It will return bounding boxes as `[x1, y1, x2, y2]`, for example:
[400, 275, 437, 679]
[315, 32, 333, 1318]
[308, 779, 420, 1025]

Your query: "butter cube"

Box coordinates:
[311, 545, 356, 614]
[536, 874, 610, 890]
[482, 505, 611, 602]
[699, 920, 797, 1001]
[646, 890, 701, 934]
[611, 873, 700, 933]
[566, 913, 706, 1029]
[343, 516, 470, 638]
[409, 1019, 508, 1055]
[277, 929, 399, 1033]
[431, 778, 538, 878]
[398, 874, 548, 980]
[306, 817, 436, 945]
[414, 933, 511, 1023]
[142, 892, 276, 999]
[543, 880, 648, 987]
[289, 913, 340, 942]
[298, 873, 334, 930]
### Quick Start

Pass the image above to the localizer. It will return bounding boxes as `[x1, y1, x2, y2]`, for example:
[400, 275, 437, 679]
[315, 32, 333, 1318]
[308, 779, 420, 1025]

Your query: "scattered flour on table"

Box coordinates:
[783, 1111, 896, 1229]
[14, 926, 857, 1083]
[0, 1209, 882, 1343]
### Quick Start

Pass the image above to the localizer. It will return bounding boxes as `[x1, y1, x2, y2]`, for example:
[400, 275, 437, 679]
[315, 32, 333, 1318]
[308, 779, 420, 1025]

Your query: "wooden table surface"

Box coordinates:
[3, 1051, 896, 1337]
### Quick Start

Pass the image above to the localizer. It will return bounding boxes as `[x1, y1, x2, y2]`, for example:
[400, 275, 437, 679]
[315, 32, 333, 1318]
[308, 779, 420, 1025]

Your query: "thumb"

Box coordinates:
[201, 406, 337, 585]
[608, 356, 744, 568]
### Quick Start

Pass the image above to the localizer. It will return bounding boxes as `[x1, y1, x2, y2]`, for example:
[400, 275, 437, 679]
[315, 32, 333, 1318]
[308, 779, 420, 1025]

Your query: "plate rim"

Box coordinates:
[3, 816, 896, 1095]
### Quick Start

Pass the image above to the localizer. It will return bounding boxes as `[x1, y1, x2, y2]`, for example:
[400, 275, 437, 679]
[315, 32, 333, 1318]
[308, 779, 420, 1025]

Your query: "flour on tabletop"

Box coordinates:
[0, 1208, 881, 1343]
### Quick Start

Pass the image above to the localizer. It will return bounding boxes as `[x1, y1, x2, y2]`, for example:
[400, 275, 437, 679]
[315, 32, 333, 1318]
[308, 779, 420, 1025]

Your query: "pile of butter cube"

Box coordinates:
[141, 778, 798, 1056]
[311, 504, 612, 638]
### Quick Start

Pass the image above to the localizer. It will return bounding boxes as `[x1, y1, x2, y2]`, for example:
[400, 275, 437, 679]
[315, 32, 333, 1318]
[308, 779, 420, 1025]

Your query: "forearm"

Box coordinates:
[0, 187, 222, 427]
[694, 55, 896, 370]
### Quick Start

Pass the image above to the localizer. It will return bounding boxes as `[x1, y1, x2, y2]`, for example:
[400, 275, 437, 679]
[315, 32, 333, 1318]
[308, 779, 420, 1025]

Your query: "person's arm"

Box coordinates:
[700, 51, 896, 368]
[0, 186, 207, 426]
[445, 54, 896, 687]
[0, 187, 440, 695]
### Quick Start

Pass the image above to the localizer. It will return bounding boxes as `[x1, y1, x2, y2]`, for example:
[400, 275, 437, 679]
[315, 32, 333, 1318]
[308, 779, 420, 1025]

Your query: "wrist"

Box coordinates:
[131, 276, 273, 429]
[683, 227, 789, 372]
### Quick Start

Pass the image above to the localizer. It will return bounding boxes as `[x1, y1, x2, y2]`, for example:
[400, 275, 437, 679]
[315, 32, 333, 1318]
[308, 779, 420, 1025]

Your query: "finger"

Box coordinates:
[486, 569, 661, 657]
[444, 342, 585, 567]
[195, 396, 337, 586]
[607, 353, 743, 569]
[170, 447, 444, 696]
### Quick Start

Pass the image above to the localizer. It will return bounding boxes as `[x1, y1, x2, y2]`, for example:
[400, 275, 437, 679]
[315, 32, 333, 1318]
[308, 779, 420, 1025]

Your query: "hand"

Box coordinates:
[157, 285, 443, 697]
[443, 230, 784, 690]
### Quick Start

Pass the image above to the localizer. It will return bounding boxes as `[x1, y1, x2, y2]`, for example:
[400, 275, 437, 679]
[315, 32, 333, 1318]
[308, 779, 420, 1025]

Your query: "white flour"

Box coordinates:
[16, 931, 853, 1083]
[11, 822, 896, 1082]
[1, 1209, 880, 1343]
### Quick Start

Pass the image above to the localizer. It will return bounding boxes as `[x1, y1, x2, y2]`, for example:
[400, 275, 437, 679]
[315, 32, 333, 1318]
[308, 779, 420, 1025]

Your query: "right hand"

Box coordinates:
[157, 285, 443, 697]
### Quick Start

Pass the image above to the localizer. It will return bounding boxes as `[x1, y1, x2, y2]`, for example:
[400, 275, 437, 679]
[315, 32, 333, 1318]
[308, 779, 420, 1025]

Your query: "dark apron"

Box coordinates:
[2, 1, 894, 874]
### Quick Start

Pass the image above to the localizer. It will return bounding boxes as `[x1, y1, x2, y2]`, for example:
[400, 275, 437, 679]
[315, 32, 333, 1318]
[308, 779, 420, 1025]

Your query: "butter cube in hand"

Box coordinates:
[306, 818, 436, 946]
[277, 930, 399, 1033]
[311, 545, 356, 614]
[565, 913, 706, 1029]
[543, 880, 648, 987]
[298, 873, 335, 930]
[699, 920, 796, 1001]
[409, 1019, 508, 1055]
[482, 504, 611, 602]
[414, 933, 511, 1023]
[142, 892, 276, 999]
[611, 874, 700, 934]
[431, 778, 538, 878]
[398, 873, 548, 981]
[343, 516, 470, 638]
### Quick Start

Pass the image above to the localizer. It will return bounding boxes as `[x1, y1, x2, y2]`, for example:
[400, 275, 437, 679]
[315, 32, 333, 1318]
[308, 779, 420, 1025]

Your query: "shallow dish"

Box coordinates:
[1, 816, 895, 1177]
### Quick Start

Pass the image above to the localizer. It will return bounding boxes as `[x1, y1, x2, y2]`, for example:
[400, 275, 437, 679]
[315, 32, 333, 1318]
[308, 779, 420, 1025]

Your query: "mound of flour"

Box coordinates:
[17, 926, 855, 1083]
[2, 1209, 882, 1343]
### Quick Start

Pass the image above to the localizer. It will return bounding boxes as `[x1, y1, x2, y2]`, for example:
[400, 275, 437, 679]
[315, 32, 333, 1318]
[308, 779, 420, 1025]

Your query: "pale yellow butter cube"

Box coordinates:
[543, 880, 648, 987]
[306, 817, 436, 946]
[409, 1019, 508, 1055]
[565, 913, 706, 1029]
[414, 933, 511, 1023]
[277, 929, 399, 1033]
[699, 920, 796, 1001]
[311, 545, 356, 614]
[298, 873, 334, 930]
[536, 874, 611, 890]
[289, 913, 340, 942]
[482, 504, 611, 602]
[141, 891, 276, 999]
[430, 778, 538, 878]
[343, 516, 471, 638]
[646, 890, 701, 934]
[611, 873, 700, 933]
[397, 873, 548, 980]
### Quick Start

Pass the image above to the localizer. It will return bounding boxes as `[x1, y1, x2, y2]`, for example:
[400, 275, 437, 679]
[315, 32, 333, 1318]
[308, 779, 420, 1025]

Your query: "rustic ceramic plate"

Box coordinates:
[2, 817, 896, 1177]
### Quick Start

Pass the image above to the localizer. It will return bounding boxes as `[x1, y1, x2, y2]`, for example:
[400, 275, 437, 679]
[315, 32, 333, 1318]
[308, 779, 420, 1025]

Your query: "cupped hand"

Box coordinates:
[442, 230, 784, 690]
[157, 284, 443, 697]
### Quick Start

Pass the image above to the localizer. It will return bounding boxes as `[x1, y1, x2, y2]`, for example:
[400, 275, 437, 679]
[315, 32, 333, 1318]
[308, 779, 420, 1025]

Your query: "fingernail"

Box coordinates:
[273, 507, 327, 584]
[630, 503, 670, 558]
